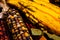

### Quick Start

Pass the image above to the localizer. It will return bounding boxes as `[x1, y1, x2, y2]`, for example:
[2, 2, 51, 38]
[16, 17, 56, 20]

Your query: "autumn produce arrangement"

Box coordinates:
[0, 0, 60, 40]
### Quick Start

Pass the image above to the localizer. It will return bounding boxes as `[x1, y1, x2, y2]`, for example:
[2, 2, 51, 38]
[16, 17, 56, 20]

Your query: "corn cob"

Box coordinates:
[6, 8, 33, 40]
[7, 0, 60, 35]
[0, 20, 10, 40]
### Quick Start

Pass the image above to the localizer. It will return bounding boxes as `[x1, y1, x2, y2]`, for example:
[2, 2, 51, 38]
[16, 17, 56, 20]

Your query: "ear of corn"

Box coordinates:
[6, 8, 33, 40]
[7, 0, 60, 35]
[0, 20, 10, 40]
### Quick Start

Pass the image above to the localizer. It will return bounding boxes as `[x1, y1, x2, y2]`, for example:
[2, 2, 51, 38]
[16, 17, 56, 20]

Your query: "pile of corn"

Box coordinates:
[0, 0, 60, 40]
